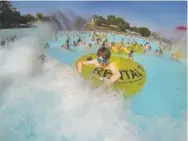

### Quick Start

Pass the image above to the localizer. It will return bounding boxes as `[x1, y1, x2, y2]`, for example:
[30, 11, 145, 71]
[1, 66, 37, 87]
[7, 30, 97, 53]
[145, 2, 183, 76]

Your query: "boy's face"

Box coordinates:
[97, 56, 109, 65]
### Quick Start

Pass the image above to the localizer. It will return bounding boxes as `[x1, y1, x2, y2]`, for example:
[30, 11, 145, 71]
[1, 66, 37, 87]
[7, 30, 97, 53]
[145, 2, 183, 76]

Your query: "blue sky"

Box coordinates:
[12, 1, 187, 37]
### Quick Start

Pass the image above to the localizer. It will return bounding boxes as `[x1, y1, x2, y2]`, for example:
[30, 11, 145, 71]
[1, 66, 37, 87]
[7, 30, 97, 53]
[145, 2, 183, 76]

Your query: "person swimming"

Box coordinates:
[66, 38, 70, 49]
[155, 48, 163, 56]
[61, 38, 70, 49]
[40, 54, 47, 62]
[85, 43, 92, 51]
[110, 41, 115, 48]
[144, 42, 149, 54]
[73, 41, 77, 47]
[128, 50, 134, 60]
[44, 43, 49, 48]
[120, 38, 125, 46]
[159, 47, 163, 55]
[155, 49, 159, 55]
[96, 38, 101, 45]
[0, 40, 5, 46]
[77, 37, 81, 43]
[77, 47, 121, 87]
[88, 43, 92, 48]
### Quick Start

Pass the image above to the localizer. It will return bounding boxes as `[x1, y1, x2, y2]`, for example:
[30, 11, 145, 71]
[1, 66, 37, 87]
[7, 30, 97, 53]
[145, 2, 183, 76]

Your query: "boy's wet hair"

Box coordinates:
[97, 47, 111, 59]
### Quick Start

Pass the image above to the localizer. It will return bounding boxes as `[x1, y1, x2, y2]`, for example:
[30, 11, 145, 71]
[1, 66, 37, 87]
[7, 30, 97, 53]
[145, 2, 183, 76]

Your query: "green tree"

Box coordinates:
[22, 14, 36, 23]
[107, 15, 116, 24]
[115, 17, 124, 24]
[0, 1, 22, 28]
[36, 12, 44, 21]
[116, 17, 130, 32]
[91, 14, 153, 37]
[107, 16, 130, 32]
[118, 22, 127, 32]
[138, 27, 151, 37]
[0, 1, 13, 12]
[95, 16, 107, 26]
[128, 26, 134, 31]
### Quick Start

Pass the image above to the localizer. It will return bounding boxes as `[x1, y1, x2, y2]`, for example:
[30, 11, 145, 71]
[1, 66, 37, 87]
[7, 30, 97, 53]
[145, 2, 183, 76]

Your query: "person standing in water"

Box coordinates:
[144, 42, 149, 53]
[128, 50, 134, 61]
[86, 43, 92, 51]
[62, 38, 70, 49]
[77, 47, 121, 87]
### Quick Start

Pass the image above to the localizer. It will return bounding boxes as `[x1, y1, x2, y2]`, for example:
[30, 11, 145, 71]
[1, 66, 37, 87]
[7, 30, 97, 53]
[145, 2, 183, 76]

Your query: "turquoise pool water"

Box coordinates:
[48, 32, 187, 118]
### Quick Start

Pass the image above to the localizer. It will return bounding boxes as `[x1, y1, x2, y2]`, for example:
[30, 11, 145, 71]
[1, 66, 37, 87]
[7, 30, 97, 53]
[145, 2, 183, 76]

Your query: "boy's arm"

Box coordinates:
[77, 59, 97, 73]
[108, 63, 121, 83]
[82, 59, 97, 65]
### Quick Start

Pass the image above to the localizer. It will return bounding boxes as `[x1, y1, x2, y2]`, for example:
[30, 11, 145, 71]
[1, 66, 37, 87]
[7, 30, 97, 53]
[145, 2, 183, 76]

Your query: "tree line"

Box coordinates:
[0, 1, 158, 39]
[93, 15, 152, 37]
[0, 1, 44, 29]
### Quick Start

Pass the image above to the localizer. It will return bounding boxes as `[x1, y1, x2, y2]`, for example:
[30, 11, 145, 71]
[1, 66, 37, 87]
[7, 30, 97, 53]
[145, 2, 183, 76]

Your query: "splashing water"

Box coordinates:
[170, 27, 187, 62]
[0, 24, 186, 141]
[0, 25, 139, 141]
[46, 10, 88, 31]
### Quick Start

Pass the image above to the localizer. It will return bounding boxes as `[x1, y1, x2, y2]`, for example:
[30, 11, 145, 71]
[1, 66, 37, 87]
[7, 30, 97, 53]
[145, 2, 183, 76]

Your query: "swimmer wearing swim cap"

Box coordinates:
[77, 47, 121, 87]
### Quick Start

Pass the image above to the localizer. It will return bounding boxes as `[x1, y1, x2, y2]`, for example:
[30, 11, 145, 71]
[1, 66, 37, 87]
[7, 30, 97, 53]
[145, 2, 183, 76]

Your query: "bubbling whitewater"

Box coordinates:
[0, 30, 139, 141]
[0, 25, 186, 141]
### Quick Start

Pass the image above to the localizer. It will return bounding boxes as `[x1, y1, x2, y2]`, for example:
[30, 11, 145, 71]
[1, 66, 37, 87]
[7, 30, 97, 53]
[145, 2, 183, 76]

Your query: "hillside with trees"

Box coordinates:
[1, 1, 159, 39]
[85, 15, 152, 37]
[0, 1, 44, 29]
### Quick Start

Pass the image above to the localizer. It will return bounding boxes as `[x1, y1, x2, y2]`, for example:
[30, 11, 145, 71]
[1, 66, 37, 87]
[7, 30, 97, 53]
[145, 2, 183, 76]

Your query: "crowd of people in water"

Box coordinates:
[0, 30, 184, 91]
[0, 35, 19, 47]
[42, 31, 182, 62]
[0, 31, 181, 62]
[0, 33, 31, 48]
[56, 31, 168, 61]
[0, 34, 48, 63]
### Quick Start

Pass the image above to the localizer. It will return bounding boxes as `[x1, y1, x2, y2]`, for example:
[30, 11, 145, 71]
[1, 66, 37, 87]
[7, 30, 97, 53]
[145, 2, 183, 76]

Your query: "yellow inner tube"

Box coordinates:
[110, 43, 144, 55]
[75, 53, 147, 96]
[129, 44, 144, 54]
[111, 46, 126, 54]
[173, 51, 184, 59]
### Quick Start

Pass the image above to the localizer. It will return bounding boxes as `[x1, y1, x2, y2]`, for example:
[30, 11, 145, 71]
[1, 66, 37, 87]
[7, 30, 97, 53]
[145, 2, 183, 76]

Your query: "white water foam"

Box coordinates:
[0, 25, 186, 141]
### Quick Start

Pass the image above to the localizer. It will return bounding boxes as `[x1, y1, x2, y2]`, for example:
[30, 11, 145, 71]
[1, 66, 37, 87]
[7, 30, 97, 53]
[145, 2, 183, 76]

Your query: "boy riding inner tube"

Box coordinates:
[76, 47, 147, 96]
